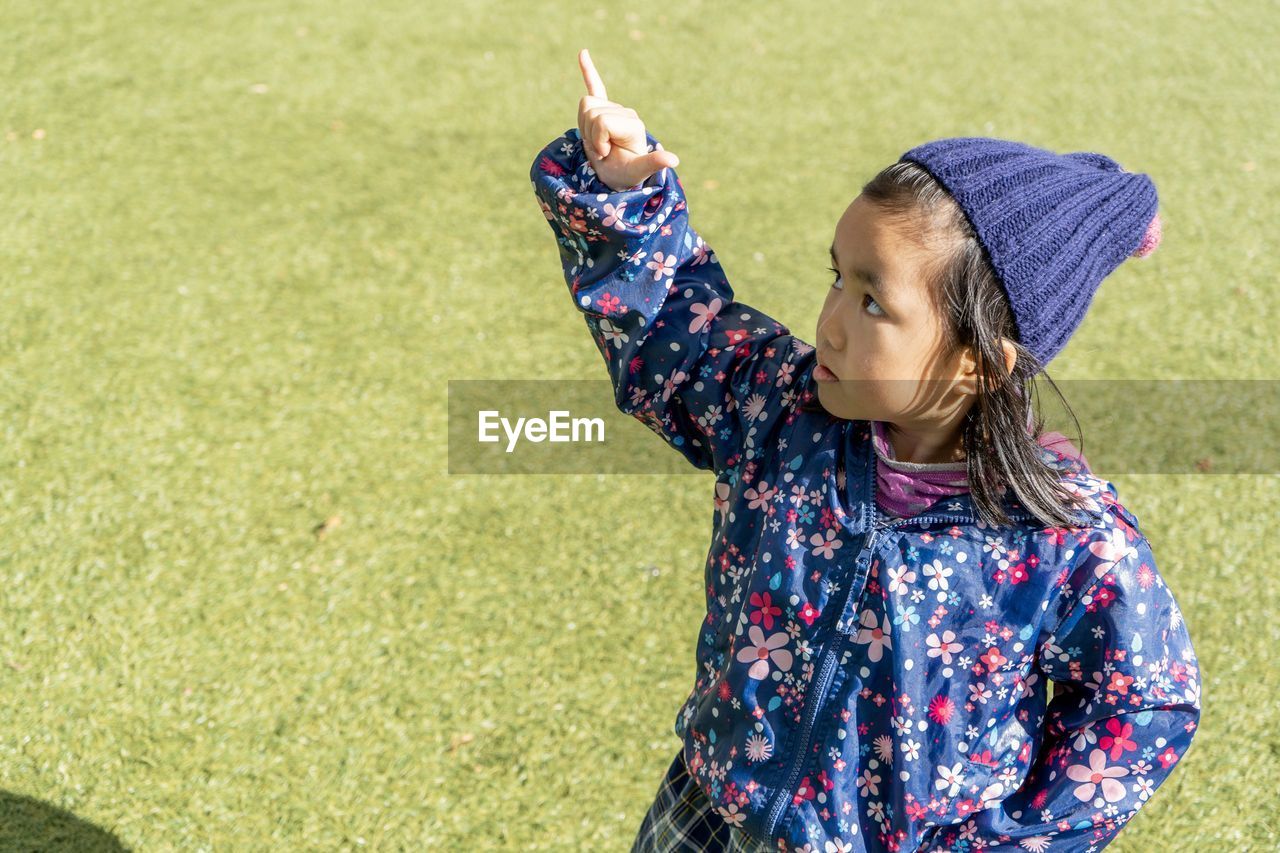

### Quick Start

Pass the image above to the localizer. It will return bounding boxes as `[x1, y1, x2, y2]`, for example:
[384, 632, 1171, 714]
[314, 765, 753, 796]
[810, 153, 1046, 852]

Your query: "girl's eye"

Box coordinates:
[826, 265, 844, 290]
[828, 265, 886, 317]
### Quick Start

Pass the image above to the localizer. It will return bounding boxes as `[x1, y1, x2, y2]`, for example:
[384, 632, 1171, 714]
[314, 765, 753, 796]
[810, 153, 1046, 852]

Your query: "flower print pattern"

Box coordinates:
[749, 591, 783, 631]
[1097, 717, 1138, 760]
[934, 762, 966, 798]
[532, 129, 1200, 853]
[646, 249, 679, 281]
[922, 559, 952, 595]
[1087, 525, 1140, 579]
[1068, 749, 1130, 804]
[886, 563, 916, 595]
[742, 392, 769, 423]
[853, 608, 892, 662]
[745, 481, 777, 511]
[967, 681, 993, 706]
[809, 528, 843, 559]
[737, 625, 794, 680]
[893, 605, 921, 632]
[597, 316, 628, 349]
[925, 629, 963, 664]
[688, 297, 723, 334]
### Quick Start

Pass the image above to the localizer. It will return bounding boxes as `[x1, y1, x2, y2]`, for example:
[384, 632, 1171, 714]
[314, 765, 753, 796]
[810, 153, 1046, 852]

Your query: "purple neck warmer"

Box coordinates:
[870, 419, 1091, 519]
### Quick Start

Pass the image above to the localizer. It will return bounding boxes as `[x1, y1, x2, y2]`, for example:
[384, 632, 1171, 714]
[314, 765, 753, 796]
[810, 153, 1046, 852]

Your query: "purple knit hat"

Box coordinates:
[898, 137, 1163, 369]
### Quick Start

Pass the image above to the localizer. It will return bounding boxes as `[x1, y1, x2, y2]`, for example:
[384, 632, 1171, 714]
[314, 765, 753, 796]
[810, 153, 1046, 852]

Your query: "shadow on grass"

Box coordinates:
[0, 791, 130, 851]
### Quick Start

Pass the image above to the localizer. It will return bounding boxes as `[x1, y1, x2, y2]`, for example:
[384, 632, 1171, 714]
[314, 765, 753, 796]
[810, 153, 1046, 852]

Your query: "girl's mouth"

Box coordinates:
[815, 363, 839, 382]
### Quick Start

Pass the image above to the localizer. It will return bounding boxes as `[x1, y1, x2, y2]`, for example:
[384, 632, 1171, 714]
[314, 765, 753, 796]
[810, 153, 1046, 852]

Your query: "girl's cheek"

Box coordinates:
[855, 336, 891, 374]
[875, 330, 919, 375]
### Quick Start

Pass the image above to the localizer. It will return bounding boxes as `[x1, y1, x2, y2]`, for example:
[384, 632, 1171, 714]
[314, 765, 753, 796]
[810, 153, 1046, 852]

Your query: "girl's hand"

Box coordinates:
[576, 48, 680, 192]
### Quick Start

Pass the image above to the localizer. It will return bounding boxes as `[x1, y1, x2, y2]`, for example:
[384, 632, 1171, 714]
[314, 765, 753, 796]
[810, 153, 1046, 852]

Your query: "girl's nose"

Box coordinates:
[818, 310, 845, 351]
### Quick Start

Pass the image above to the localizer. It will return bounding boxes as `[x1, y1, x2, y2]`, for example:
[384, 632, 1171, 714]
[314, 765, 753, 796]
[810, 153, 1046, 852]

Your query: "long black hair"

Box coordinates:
[799, 159, 1094, 530]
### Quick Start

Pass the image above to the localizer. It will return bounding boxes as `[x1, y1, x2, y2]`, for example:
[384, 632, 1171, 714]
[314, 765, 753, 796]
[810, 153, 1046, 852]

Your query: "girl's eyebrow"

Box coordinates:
[829, 242, 888, 297]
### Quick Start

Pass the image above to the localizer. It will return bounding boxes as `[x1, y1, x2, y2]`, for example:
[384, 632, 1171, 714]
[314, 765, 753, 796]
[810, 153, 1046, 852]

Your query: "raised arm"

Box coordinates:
[528, 50, 816, 478]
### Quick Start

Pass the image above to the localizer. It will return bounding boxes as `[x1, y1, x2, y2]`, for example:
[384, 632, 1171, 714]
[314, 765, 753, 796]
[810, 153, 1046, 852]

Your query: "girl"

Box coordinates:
[530, 49, 1201, 853]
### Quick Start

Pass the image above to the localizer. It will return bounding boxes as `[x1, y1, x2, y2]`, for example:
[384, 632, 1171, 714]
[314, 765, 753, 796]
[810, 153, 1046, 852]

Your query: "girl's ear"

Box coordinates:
[952, 345, 981, 396]
[1000, 338, 1018, 377]
[954, 338, 1017, 395]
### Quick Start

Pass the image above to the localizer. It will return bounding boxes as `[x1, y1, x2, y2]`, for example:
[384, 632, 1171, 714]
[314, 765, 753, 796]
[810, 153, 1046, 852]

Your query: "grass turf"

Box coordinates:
[0, 0, 1275, 848]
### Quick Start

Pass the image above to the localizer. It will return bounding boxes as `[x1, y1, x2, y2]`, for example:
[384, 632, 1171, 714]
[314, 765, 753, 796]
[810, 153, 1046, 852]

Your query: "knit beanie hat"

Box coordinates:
[897, 137, 1162, 369]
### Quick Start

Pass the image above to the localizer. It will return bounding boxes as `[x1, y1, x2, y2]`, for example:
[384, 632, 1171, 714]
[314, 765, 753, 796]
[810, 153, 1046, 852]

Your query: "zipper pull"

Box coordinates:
[835, 532, 879, 635]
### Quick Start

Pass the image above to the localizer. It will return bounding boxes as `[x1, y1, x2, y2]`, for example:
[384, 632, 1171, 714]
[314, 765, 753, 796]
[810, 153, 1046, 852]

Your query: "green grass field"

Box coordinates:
[1, 0, 1276, 849]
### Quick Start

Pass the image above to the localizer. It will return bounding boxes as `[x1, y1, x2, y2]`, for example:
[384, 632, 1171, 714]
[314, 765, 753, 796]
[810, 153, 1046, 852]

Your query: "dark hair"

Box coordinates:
[799, 159, 1094, 530]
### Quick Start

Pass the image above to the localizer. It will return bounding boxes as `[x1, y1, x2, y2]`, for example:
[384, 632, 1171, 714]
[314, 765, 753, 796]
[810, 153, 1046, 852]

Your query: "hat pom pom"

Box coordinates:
[1131, 211, 1162, 258]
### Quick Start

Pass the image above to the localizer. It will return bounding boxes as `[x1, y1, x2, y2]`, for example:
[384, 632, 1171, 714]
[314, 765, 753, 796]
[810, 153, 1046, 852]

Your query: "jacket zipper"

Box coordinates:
[760, 505, 1033, 842]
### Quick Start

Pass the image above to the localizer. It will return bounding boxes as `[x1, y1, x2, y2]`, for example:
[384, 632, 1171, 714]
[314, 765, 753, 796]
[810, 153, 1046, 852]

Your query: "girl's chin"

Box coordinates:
[815, 384, 872, 422]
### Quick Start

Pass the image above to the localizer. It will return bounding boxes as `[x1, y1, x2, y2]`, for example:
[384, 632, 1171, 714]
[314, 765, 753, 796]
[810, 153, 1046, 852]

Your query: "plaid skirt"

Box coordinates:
[630, 749, 775, 853]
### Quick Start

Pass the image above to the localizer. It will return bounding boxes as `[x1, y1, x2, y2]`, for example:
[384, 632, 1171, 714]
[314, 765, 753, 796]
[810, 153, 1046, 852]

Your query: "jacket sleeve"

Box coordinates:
[929, 524, 1203, 852]
[529, 127, 813, 479]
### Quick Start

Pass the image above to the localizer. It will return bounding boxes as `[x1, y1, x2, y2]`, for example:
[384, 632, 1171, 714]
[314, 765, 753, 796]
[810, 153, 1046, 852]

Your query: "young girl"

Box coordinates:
[530, 49, 1201, 853]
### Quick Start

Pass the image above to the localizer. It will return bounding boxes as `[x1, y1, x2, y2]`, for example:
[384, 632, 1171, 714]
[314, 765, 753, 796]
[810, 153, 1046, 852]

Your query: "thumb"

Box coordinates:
[632, 151, 680, 185]
[654, 151, 680, 170]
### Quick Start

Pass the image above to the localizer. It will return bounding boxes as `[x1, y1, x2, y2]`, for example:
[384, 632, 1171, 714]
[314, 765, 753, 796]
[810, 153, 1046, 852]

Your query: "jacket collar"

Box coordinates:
[842, 420, 1092, 533]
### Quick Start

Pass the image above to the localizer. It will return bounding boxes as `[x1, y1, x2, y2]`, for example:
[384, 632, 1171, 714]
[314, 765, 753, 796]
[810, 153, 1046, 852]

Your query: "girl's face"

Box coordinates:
[814, 193, 974, 427]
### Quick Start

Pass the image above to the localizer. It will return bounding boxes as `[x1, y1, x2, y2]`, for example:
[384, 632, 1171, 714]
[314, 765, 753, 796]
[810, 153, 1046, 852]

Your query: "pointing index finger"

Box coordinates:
[578, 48, 608, 100]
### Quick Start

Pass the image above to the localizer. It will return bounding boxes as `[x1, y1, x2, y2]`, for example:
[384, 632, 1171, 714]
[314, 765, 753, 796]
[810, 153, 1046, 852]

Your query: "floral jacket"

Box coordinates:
[530, 127, 1202, 852]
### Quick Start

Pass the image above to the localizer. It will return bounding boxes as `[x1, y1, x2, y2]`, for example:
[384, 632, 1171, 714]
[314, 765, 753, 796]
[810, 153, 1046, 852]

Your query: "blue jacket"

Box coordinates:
[530, 127, 1202, 852]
